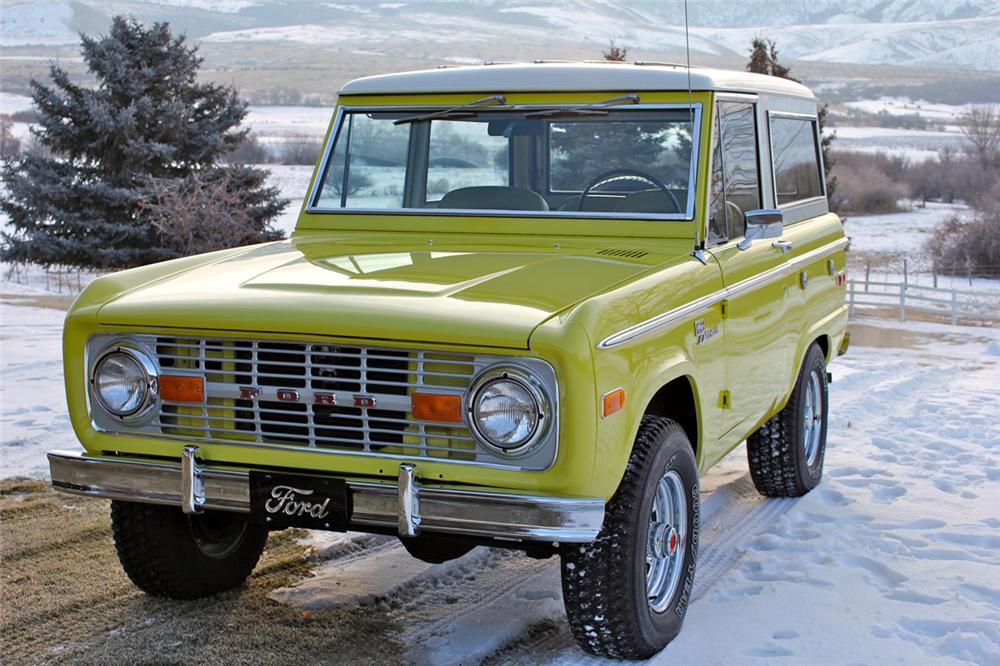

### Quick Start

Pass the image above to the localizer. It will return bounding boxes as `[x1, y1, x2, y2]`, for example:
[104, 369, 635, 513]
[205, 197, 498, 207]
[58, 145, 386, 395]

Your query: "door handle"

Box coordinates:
[771, 241, 793, 254]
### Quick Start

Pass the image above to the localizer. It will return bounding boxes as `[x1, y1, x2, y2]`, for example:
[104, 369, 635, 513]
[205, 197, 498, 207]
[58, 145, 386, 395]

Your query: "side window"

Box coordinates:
[317, 113, 409, 209]
[708, 115, 727, 243]
[707, 102, 761, 243]
[770, 115, 823, 205]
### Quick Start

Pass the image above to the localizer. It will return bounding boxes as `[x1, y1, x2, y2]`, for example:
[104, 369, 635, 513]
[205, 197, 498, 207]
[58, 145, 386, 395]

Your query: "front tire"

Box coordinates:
[747, 343, 829, 497]
[561, 416, 699, 659]
[110, 501, 268, 599]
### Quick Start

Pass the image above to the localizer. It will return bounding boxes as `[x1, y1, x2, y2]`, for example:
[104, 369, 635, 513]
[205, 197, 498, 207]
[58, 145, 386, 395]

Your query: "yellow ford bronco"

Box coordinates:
[49, 62, 848, 658]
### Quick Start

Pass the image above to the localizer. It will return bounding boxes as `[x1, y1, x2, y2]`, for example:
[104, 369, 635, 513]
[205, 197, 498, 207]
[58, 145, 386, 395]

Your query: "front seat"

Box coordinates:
[615, 189, 682, 214]
[438, 186, 549, 211]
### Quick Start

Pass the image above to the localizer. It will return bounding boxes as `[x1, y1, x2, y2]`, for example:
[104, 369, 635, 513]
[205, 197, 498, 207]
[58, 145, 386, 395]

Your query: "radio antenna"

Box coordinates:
[683, 0, 693, 115]
[683, 0, 704, 258]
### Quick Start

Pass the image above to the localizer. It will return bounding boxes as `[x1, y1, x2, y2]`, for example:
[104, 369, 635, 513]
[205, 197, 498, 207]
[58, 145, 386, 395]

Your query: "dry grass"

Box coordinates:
[0, 480, 404, 665]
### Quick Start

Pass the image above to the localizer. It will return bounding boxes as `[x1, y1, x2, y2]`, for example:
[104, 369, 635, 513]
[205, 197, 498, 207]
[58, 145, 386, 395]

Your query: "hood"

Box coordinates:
[96, 235, 684, 348]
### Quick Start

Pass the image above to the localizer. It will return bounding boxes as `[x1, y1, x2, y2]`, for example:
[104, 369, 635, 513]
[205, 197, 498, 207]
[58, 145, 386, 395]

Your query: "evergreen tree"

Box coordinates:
[747, 38, 794, 80]
[0, 17, 285, 270]
[747, 37, 837, 205]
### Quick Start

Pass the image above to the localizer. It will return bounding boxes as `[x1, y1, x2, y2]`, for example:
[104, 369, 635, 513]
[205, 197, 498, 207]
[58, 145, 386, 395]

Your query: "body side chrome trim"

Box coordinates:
[48, 450, 604, 543]
[596, 237, 848, 349]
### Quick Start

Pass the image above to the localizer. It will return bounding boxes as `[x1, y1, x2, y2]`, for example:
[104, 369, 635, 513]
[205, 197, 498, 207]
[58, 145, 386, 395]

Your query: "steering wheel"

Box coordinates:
[579, 168, 681, 214]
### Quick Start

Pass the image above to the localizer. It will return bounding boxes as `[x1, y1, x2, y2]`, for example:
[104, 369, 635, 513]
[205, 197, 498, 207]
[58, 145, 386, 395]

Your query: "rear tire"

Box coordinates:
[561, 416, 699, 659]
[747, 344, 829, 497]
[110, 501, 268, 599]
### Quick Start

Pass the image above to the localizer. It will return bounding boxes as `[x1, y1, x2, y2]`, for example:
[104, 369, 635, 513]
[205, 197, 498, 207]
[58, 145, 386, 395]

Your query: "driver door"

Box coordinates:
[706, 101, 793, 438]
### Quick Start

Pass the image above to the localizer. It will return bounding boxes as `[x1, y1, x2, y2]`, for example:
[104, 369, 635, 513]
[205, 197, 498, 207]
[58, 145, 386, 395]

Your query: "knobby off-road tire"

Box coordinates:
[111, 500, 269, 599]
[747, 343, 829, 497]
[561, 416, 700, 659]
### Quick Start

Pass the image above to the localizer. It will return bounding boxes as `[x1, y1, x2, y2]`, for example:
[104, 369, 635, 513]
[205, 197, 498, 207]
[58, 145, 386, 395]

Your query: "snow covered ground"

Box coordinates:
[0, 286, 70, 478]
[843, 97, 974, 122]
[3, 277, 998, 663]
[244, 105, 331, 139]
[830, 125, 965, 162]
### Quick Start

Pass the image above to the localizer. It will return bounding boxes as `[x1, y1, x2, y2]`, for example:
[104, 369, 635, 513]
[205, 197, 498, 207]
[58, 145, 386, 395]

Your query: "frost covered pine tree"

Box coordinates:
[0, 17, 285, 270]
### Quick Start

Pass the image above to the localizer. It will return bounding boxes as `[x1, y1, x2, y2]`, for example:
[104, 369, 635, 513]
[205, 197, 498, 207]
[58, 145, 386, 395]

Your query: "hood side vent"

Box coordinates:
[596, 248, 649, 259]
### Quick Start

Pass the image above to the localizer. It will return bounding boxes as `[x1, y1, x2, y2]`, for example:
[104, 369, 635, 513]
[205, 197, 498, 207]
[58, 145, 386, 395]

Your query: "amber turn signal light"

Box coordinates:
[160, 375, 205, 403]
[411, 393, 463, 423]
[602, 387, 625, 418]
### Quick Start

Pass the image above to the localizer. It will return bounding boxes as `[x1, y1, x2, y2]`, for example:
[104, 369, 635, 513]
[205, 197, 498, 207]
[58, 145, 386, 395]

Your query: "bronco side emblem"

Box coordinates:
[694, 319, 719, 345]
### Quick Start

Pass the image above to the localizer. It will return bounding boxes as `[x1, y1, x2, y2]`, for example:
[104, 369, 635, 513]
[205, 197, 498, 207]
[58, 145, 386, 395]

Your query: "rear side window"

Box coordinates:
[770, 115, 823, 205]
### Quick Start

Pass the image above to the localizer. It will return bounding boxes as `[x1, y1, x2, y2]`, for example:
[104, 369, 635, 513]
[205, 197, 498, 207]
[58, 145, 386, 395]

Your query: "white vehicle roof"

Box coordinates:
[340, 62, 815, 99]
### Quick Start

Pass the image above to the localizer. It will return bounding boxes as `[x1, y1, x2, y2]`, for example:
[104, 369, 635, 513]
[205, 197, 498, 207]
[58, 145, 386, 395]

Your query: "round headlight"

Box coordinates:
[467, 367, 550, 455]
[92, 345, 158, 419]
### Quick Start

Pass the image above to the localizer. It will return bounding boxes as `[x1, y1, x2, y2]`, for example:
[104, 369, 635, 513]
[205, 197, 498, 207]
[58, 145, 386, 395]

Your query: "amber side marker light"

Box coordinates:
[412, 393, 463, 423]
[160, 375, 205, 403]
[603, 388, 625, 418]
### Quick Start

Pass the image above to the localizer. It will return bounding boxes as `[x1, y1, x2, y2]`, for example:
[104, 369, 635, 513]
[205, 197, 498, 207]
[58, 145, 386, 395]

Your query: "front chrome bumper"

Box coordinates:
[47, 449, 604, 543]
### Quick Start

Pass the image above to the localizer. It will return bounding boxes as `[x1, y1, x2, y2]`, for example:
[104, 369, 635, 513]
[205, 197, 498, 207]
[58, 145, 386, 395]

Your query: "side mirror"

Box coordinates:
[737, 209, 784, 250]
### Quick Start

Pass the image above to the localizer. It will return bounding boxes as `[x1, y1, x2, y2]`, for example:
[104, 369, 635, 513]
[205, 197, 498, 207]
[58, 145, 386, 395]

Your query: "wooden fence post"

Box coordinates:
[865, 262, 871, 292]
[950, 290, 958, 326]
[899, 284, 906, 322]
[849, 280, 855, 315]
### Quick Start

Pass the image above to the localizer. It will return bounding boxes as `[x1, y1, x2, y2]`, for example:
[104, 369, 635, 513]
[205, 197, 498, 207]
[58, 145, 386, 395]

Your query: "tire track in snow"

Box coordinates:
[407, 470, 798, 665]
[268, 459, 797, 665]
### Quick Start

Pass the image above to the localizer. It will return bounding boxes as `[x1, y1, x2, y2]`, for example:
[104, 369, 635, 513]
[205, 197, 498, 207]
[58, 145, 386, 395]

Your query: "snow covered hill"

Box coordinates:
[2, 0, 1000, 71]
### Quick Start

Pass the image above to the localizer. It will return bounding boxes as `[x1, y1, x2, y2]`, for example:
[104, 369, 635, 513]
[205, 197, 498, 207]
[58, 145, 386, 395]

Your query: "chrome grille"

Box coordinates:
[153, 337, 481, 462]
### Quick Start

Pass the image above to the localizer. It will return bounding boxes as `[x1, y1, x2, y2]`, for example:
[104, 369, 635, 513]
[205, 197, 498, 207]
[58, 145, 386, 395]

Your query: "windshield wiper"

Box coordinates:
[393, 95, 507, 125]
[523, 93, 640, 119]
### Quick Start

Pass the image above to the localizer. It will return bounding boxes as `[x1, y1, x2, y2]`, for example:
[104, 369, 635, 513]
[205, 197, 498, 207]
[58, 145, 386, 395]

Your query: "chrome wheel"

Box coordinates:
[646, 469, 687, 613]
[802, 368, 824, 467]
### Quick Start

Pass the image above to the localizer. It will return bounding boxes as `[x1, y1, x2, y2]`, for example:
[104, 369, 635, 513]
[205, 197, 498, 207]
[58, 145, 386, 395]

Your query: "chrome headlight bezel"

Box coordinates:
[465, 365, 552, 457]
[90, 342, 159, 423]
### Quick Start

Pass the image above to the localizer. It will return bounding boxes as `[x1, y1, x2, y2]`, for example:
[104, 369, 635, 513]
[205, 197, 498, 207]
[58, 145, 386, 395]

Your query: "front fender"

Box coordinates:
[596, 353, 702, 500]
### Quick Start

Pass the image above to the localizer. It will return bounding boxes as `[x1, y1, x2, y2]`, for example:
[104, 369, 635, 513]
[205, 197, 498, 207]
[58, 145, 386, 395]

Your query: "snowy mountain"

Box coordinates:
[2, 0, 1000, 71]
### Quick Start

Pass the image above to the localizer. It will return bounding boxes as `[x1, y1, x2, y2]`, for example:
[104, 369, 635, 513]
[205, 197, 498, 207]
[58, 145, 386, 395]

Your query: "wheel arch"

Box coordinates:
[641, 374, 700, 463]
[778, 307, 844, 412]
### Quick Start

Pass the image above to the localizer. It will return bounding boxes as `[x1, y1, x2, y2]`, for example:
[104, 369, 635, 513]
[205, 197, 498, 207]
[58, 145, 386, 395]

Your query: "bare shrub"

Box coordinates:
[960, 104, 1000, 169]
[603, 39, 627, 62]
[427, 177, 451, 195]
[10, 109, 38, 123]
[828, 150, 909, 214]
[278, 136, 323, 165]
[927, 183, 1000, 278]
[325, 165, 374, 197]
[905, 149, 999, 206]
[139, 171, 282, 257]
[226, 133, 272, 164]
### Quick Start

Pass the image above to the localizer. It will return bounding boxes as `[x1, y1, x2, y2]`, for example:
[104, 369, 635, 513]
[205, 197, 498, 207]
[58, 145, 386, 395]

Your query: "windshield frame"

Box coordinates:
[305, 102, 702, 221]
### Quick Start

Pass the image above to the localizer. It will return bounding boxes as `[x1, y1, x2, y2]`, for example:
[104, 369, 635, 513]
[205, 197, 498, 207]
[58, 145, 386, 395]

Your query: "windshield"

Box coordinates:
[310, 106, 699, 219]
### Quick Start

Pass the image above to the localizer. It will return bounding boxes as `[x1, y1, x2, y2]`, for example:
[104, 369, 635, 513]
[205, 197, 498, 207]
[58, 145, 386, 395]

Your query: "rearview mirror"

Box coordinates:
[738, 209, 784, 250]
